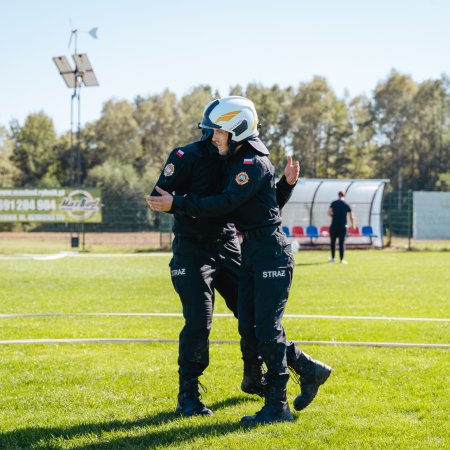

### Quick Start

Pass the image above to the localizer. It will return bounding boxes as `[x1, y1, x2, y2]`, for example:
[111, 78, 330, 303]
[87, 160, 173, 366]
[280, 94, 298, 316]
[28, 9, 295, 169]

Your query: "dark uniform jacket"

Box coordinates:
[151, 139, 234, 238]
[171, 137, 292, 232]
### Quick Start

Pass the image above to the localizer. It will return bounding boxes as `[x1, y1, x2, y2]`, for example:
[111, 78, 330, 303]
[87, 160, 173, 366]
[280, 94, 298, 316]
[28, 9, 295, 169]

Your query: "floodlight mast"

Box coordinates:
[52, 28, 99, 186]
[52, 27, 99, 249]
[71, 28, 80, 187]
[73, 80, 81, 186]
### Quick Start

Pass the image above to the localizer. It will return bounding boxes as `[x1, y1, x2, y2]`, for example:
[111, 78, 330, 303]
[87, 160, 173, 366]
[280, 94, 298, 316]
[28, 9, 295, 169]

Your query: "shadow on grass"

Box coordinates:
[134, 248, 171, 253]
[0, 396, 253, 449]
[295, 261, 328, 266]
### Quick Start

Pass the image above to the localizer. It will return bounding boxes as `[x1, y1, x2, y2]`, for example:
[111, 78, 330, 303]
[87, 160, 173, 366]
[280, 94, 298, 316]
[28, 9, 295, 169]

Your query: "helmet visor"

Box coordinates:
[199, 99, 222, 130]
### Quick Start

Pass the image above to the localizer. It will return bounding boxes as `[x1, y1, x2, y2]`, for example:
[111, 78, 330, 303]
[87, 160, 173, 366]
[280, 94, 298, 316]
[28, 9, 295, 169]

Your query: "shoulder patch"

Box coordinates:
[176, 149, 184, 157]
[164, 163, 175, 177]
[235, 171, 249, 185]
[243, 158, 253, 165]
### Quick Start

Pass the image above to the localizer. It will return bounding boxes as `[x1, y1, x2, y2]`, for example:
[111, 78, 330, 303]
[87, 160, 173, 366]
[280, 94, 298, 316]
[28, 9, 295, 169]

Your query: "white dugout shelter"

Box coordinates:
[281, 179, 390, 248]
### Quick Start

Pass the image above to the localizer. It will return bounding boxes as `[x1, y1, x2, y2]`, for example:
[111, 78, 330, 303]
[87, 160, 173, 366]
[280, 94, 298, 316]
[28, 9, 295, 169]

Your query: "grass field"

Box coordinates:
[0, 245, 449, 449]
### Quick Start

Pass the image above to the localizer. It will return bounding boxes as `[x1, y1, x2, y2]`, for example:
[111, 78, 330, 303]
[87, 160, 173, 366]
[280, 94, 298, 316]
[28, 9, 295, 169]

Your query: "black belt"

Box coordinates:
[176, 233, 233, 243]
[241, 225, 281, 240]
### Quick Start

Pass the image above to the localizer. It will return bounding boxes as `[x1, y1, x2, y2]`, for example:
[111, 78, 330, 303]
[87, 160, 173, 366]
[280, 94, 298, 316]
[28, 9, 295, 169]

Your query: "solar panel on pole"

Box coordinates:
[52, 56, 79, 88]
[72, 53, 99, 87]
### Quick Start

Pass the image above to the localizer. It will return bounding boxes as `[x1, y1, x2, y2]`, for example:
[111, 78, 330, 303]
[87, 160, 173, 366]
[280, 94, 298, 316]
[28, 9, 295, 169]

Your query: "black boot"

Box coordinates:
[290, 352, 332, 411]
[175, 378, 213, 417]
[241, 361, 267, 397]
[240, 385, 293, 426]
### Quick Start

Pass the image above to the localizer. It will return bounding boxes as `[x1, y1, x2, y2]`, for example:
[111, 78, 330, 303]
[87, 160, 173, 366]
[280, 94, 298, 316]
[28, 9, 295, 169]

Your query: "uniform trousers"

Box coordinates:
[170, 234, 244, 379]
[238, 229, 295, 388]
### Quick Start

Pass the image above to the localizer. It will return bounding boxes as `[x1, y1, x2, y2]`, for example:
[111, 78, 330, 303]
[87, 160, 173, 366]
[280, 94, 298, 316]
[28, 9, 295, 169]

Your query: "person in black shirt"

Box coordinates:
[148, 96, 332, 426]
[328, 191, 356, 264]
[149, 128, 300, 417]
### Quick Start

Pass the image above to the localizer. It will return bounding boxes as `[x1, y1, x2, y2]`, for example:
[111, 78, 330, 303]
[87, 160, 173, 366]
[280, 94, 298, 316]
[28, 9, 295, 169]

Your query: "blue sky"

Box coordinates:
[1, 0, 449, 135]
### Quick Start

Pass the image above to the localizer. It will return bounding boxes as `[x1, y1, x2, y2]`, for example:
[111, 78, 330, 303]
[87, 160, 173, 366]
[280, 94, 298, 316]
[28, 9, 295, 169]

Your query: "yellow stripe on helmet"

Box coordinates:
[215, 110, 241, 123]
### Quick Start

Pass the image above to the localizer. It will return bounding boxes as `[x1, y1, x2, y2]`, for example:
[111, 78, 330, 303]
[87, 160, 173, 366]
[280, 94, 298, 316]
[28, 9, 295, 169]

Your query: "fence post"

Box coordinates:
[407, 189, 412, 251]
[386, 192, 392, 247]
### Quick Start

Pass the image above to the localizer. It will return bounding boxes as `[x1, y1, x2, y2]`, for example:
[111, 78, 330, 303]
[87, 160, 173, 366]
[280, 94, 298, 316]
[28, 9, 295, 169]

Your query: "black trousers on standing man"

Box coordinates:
[330, 224, 347, 261]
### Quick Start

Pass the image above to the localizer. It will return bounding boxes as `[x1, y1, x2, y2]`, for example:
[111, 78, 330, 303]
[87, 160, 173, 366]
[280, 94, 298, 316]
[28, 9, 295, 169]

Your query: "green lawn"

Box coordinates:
[0, 250, 449, 449]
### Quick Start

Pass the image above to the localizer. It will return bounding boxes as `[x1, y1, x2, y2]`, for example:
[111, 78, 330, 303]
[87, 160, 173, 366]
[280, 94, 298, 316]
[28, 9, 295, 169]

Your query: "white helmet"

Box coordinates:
[199, 96, 259, 142]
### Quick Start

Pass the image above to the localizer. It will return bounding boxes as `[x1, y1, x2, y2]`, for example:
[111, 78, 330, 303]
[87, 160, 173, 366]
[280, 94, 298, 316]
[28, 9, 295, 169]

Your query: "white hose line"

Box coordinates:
[0, 312, 448, 322]
[0, 252, 171, 260]
[0, 338, 448, 349]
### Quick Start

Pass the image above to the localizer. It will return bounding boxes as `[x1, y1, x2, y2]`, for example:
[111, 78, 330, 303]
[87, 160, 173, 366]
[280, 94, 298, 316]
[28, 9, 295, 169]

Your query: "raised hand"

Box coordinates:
[146, 186, 174, 212]
[284, 155, 300, 185]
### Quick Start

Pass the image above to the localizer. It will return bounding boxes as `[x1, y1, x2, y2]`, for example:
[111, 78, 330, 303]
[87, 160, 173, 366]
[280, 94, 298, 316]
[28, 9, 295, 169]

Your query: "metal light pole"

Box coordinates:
[52, 28, 99, 248]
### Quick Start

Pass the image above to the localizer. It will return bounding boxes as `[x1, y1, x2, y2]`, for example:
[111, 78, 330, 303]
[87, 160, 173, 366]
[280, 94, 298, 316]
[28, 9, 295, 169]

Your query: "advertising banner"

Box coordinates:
[413, 191, 450, 239]
[0, 188, 102, 223]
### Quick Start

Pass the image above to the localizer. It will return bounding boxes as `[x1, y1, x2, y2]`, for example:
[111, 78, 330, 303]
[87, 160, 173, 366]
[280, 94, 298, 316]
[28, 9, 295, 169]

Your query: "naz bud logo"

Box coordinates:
[60, 190, 100, 220]
[171, 268, 186, 277]
[262, 270, 286, 278]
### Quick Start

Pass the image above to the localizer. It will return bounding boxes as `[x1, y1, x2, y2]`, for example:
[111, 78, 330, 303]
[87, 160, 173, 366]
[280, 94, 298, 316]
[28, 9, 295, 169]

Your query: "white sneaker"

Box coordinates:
[340, 260, 348, 264]
[328, 258, 335, 263]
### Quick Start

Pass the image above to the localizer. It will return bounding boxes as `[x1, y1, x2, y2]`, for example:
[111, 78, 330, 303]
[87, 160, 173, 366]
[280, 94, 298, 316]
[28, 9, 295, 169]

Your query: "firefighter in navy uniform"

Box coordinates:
[150, 128, 298, 417]
[149, 96, 332, 426]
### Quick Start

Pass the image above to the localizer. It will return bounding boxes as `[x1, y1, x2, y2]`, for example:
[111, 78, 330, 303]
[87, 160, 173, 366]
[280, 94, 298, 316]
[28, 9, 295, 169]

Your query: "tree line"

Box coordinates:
[0, 70, 449, 229]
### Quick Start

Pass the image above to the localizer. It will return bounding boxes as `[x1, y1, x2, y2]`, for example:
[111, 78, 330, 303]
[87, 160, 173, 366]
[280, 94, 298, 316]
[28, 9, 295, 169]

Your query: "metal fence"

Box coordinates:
[0, 189, 436, 251]
[383, 191, 413, 240]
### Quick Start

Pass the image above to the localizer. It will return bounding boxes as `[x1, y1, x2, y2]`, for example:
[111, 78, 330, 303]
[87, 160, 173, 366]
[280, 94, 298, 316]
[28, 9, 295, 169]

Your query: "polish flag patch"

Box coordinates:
[176, 149, 184, 157]
[243, 159, 253, 165]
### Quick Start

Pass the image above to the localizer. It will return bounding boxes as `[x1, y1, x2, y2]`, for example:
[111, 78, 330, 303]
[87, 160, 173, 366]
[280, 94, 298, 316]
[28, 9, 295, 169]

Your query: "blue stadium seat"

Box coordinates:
[361, 225, 376, 237]
[282, 226, 291, 237]
[361, 225, 377, 244]
[306, 225, 319, 238]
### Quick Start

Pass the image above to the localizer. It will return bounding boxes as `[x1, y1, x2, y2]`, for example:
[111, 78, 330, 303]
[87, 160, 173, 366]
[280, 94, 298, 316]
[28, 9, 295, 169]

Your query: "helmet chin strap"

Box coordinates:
[200, 128, 213, 142]
[227, 133, 240, 155]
